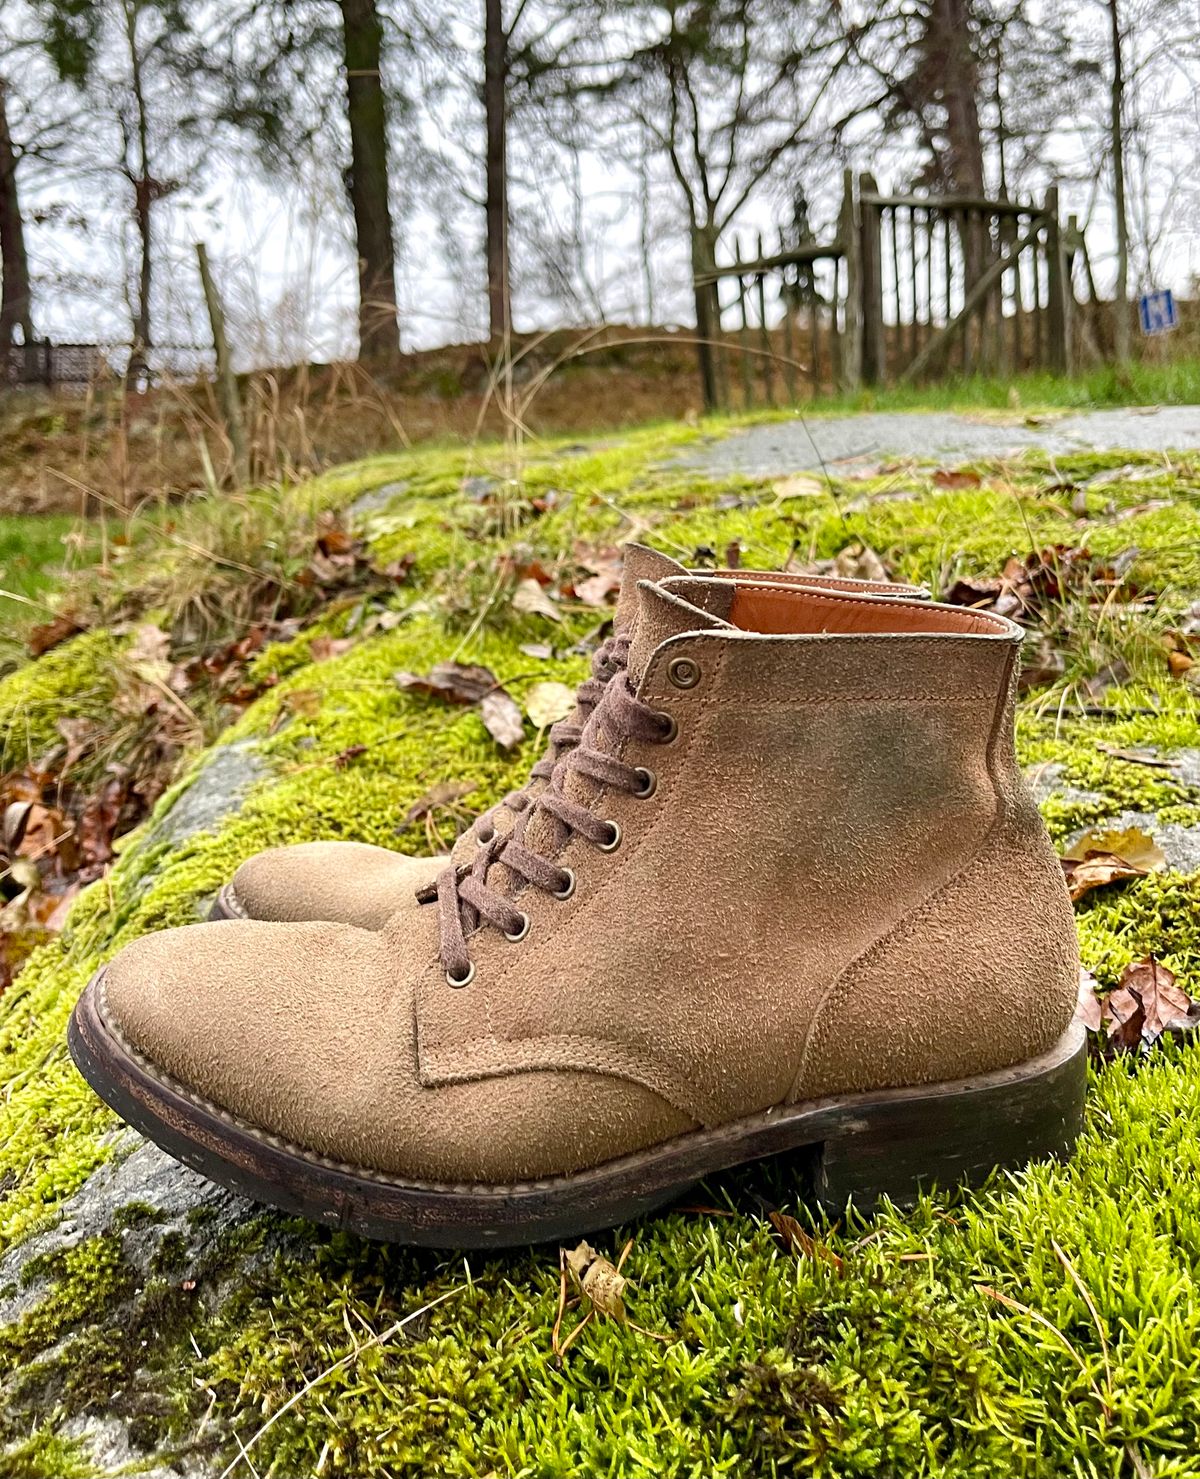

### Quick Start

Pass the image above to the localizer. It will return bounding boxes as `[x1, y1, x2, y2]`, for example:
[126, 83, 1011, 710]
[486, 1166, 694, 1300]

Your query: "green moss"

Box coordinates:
[0, 629, 122, 771]
[2, 425, 1200, 1475]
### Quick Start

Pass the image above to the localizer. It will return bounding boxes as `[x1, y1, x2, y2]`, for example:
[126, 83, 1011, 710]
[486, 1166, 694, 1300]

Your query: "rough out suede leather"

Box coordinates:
[222, 546, 924, 929]
[97, 578, 1079, 1186]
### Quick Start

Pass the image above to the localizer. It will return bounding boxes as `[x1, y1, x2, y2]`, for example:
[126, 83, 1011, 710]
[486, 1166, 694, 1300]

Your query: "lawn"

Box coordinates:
[0, 416, 1198, 1476]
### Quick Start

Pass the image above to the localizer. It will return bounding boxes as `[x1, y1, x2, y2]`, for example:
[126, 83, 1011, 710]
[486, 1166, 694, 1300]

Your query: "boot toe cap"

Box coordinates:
[95, 919, 694, 1187]
[226, 841, 445, 927]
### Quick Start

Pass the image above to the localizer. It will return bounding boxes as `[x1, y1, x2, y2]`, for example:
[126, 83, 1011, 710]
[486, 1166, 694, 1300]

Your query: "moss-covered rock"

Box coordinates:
[2, 419, 1199, 1476]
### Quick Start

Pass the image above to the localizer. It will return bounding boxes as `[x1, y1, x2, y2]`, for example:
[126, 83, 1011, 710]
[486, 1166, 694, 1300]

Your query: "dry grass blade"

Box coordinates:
[1052, 1240, 1113, 1403]
[215, 1285, 463, 1479]
[977, 1283, 1108, 1412]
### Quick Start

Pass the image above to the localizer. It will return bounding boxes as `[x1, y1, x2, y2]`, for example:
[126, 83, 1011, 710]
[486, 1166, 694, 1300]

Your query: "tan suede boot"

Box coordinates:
[71, 576, 1084, 1248]
[213, 546, 925, 928]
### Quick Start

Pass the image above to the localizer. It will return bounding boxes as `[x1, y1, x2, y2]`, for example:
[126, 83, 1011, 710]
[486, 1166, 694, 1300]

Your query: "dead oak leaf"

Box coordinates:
[512, 577, 562, 623]
[525, 681, 575, 729]
[395, 662, 500, 705]
[28, 614, 84, 658]
[565, 1241, 628, 1323]
[1109, 957, 1200, 1049]
[480, 690, 524, 750]
[1060, 825, 1166, 902]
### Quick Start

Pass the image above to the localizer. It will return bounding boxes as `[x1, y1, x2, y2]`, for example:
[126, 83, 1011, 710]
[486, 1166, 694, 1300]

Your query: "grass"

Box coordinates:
[0, 512, 85, 625]
[0, 416, 1199, 1475]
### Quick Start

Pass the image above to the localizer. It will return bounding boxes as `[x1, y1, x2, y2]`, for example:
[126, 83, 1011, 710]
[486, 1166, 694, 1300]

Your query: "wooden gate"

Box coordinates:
[693, 173, 1084, 409]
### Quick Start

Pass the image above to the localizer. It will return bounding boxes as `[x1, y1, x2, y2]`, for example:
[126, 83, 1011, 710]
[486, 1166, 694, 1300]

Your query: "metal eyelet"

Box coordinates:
[596, 821, 621, 852]
[668, 656, 701, 689]
[652, 711, 679, 744]
[504, 913, 531, 943]
[446, 962, 476, 988]
[553, 867, 576, 900]
[632, 767, 657, 799]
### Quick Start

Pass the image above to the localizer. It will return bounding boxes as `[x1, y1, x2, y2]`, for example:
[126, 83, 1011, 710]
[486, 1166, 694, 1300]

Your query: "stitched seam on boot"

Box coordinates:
[789, 646, 1018, 1101]
[219, 885, 248, 919]
[714, 581, 1006, 634]
[95, 970, 701, 1190]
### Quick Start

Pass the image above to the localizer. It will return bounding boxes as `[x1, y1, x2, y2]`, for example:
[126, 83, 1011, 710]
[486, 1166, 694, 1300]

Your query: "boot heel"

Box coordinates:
[810, 1021, 1087, 1215]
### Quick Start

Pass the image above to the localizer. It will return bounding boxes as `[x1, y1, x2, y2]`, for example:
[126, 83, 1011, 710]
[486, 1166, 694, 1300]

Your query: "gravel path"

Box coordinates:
[680, 405, 1200, 478]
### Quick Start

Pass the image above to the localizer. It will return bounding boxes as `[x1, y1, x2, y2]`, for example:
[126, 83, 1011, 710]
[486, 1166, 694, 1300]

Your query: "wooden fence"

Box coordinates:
[695, 171, 1087, 410]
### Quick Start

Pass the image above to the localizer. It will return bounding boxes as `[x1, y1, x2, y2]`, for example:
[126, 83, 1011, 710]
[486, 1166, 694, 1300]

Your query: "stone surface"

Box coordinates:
[139, 740, 266, 859]
[677, 405, 1200, 479]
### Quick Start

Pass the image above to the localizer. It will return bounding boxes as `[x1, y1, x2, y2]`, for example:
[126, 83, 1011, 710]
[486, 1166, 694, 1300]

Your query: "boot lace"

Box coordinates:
[436, 671, 672, 986]
[469, 634, 631, 845]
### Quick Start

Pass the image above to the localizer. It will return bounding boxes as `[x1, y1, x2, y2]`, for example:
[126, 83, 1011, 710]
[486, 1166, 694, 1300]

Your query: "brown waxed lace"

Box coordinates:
[436, 671, 672, 985]
[470, 633, 631, 844]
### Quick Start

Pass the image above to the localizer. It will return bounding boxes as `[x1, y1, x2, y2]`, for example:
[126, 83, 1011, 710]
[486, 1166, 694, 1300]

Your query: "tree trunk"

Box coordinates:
[1108, 0, 1130, 363]
[339, 0, 400, 360]
[0, 76, 33, 350]
[934, 0, 986, 196]
[927, 0, 987, 289]
[691, 223, 719, 410]
[484, 0, 511, 342]
[123, 0, 153, 385]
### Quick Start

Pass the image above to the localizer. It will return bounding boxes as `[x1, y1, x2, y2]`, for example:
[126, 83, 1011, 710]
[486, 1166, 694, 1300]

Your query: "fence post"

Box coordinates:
[1043, 186, 1071, 376]
[839, 169, 863, 392]
[195, 241, 249, 486]
[858, 172, 885, 385]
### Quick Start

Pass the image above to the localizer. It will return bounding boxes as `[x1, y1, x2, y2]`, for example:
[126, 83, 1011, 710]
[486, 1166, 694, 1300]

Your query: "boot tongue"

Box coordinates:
[485, 576, 734, 891]
[626, 577, 736, 685]
[614, 545, 688, 631]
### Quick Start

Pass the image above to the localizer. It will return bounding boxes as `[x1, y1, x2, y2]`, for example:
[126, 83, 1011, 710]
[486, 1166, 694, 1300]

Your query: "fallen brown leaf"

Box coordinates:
[512, 577, 562, 622]
[832, 543, 889, 584]
[395, 662, 500, 705]
[28, 613, 84, 657]
[565, 1241, 628, 1323]
[1076, 967, 1103, 1032]
[1108, 957, 1200, 1048]
[933, 468, 983, 489]
[525, 681, 575, 729]
[767, 1210, 844, 1272]
[480, 689, 525, 750]
[309, 636, 354, 662]
[1060, 825, 1166, 901]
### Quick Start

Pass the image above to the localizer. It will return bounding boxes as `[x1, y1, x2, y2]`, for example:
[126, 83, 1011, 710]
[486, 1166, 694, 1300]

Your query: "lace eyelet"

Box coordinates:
[475, 825, 494, 846]
[553, 867, 576, 900]
[632, 766, 657, 799]
[668, 656, 701, 689]
[504, 913, 531, 943]
[446, 962, 475, 988]
[652, 711, 679, 744]
[596, 820, 622, 852]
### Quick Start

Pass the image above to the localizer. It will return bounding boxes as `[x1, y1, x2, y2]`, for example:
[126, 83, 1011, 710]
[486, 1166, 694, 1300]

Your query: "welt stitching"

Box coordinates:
[95, 971, 699, 1194]
[723, 580, 1001, 632]
[791, 647, 1017, 1097]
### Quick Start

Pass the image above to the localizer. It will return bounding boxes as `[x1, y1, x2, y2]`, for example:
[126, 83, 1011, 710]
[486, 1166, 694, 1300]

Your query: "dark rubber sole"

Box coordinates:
[67, 970, 1087, 1250]
[207, 884, 241, 921]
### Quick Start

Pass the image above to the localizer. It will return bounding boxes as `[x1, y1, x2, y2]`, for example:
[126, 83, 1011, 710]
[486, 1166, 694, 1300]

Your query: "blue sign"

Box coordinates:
[1139, 289, 1177, 335]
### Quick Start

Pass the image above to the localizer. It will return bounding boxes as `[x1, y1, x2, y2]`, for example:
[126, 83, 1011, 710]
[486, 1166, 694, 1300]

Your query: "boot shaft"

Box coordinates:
[416, 578, 1078, 1125]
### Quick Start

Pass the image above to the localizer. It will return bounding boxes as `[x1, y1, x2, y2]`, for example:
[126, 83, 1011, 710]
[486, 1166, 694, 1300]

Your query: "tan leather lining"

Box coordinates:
[728, 583, 1000, 637]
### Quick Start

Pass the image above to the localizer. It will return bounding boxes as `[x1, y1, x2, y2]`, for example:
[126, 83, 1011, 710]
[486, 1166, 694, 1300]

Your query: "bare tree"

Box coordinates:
[339, 0, 400, 357]
[0, 75, 33, 347]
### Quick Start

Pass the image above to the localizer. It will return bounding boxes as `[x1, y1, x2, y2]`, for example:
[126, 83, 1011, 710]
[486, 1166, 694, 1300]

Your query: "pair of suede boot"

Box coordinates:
[69, 546, 1085, 1248]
